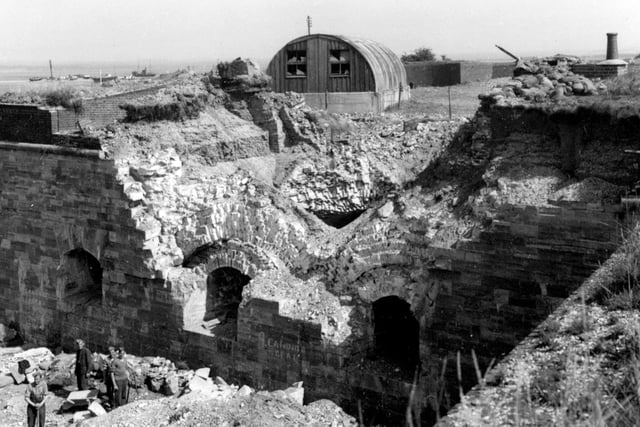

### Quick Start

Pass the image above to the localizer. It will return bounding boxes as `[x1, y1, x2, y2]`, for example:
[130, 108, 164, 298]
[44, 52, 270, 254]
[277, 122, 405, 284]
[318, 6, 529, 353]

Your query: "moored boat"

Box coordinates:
[91, 74, 118, 83]
[132, 67, 156, 77]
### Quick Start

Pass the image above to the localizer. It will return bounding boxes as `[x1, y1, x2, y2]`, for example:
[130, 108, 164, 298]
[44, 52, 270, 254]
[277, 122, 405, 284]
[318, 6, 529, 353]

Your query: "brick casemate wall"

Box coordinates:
[0, 141, 185, 355]
[424, 202, 621, 397]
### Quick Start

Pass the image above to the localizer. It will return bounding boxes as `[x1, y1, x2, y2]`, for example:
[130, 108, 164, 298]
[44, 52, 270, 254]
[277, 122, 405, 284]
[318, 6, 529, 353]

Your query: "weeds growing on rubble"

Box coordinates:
[605, 66, 640, 97]
[0, 87, 84, 111]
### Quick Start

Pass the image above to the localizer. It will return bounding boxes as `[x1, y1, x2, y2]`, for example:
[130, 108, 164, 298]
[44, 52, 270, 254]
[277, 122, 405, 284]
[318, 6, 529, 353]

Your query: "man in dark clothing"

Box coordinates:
[74, 339, 92, 391]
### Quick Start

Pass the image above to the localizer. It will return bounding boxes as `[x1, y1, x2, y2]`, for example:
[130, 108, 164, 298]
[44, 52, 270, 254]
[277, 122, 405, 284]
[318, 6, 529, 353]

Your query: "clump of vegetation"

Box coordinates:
[0, 91, 44, 105]
[565, 311, 594, 336]
[529, 358, 565, 405]
[604, 67, 640, 96]
[594, 226, 640, 308]
[42, 87, 82, 109]
[535, 319, 561, 349]
[401, 47, 437, 63]
[0, 87, 83, 112]
[121, 91, 209, 122]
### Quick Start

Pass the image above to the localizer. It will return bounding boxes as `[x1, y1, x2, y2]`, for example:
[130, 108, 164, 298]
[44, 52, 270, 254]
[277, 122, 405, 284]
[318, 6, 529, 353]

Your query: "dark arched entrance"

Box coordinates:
[61, 248, 103, 304]
[204, 267, 251, 339]
[372, 295, 420, 376]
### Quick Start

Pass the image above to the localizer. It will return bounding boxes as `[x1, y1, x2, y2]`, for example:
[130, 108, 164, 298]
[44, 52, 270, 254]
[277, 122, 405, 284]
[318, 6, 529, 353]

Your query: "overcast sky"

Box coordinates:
[2, 0, 639, 66]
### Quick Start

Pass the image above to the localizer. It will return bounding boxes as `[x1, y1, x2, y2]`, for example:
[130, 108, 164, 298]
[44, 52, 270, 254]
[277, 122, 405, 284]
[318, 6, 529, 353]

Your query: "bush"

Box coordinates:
[605, 67, 640, 96]
[43, 87, 83, 111]
[401, 47, 437, 63]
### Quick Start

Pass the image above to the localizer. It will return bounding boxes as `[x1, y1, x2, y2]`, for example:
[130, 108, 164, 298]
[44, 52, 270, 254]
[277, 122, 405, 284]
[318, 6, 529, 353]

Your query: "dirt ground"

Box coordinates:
[398, 78, 511, 118]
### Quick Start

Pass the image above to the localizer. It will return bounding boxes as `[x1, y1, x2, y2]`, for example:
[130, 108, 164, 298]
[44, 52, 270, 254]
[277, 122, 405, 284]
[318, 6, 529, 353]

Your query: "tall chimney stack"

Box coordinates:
[606, 33, 619, 60]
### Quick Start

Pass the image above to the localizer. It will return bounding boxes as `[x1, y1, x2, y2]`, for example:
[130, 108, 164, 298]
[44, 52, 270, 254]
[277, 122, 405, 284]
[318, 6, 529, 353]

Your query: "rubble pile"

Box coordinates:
[277, 112, 462, 223]
[0, 344, 356, 426]
[481, 55, 607, 106]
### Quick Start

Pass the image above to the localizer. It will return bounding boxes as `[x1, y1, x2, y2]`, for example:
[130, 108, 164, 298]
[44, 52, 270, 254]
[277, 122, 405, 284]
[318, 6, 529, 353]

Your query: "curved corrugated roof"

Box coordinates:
[285, 34, 407, 92]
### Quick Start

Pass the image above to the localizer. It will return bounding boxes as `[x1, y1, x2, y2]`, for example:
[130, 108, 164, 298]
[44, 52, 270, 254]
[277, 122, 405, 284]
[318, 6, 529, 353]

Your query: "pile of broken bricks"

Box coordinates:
[0, 346, 305, 423]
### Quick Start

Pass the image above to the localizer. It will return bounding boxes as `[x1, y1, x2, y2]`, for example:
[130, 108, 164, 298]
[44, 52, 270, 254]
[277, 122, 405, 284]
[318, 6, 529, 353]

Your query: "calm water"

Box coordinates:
[0, 60, 217, 94]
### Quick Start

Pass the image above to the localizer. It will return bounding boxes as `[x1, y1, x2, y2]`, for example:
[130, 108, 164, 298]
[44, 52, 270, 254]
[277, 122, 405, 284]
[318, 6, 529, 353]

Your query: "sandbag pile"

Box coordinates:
[482, 55, 607, 105]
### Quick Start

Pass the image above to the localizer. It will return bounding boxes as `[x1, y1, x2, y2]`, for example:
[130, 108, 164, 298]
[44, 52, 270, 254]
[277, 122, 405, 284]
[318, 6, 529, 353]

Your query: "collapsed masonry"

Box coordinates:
[0, 65, 637, 424]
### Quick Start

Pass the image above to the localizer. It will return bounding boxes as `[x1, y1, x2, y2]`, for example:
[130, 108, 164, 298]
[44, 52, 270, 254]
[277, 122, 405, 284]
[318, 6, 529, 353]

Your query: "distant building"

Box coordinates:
[267, 34, 409, 113]
[404, 61, 514, 88]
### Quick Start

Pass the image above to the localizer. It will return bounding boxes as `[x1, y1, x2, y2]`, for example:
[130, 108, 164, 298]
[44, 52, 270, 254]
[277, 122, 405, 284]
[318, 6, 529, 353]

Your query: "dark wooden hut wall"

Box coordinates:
[268, 35, 376, 94]
[269, 39, 308, 93]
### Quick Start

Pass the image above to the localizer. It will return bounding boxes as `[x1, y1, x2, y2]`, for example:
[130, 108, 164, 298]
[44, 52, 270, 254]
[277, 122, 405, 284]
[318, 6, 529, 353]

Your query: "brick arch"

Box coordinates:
[331, 246, 415, 292]
[55, 225, 108, 263]
[349, 266, 439, 321]
[176, 202, 310, 269]
[181, 240, 279, 337]
[182, 239, 278, 278]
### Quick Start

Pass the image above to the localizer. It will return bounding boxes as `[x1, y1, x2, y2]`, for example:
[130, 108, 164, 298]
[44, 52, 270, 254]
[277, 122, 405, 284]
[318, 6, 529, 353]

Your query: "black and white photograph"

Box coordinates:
[0, 1, 639, 425]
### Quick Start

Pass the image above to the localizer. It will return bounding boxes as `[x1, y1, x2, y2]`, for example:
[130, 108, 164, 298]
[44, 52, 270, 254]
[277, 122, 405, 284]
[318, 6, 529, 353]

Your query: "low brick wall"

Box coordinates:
[571, 63, 627, 79]
[55, 86, 166, 132]
[0, 86, 165, 144]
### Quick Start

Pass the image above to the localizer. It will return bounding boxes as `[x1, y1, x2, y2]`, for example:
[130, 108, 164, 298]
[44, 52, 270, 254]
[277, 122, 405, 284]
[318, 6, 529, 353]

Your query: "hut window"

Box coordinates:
[329, 50, 350, 76]
[286, 50, 307, 77]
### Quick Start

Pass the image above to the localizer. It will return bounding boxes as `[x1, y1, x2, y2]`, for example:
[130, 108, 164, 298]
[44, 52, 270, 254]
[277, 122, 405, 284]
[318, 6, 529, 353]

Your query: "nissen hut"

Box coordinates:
[267, 34, 409, 113]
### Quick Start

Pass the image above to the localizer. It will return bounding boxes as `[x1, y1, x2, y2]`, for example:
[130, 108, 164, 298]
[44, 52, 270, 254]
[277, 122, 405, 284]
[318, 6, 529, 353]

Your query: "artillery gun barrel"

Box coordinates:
[495, 44, 520, 62]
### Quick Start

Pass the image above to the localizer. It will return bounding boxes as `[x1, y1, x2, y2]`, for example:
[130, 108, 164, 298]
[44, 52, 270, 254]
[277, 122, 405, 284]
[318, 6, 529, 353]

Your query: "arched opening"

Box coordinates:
[371, 296, 420, 378]
[60, 248, 103, 306]
[203, 267, 251, 339]
[315, 209, 365, 229]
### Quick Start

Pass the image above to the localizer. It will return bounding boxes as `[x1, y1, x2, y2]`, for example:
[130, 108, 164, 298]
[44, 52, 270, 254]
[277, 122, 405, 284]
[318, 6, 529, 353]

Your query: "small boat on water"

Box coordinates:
[132, 67, 156, 77]
[91, 74, 118, 83]
[29, 76, 46, 82]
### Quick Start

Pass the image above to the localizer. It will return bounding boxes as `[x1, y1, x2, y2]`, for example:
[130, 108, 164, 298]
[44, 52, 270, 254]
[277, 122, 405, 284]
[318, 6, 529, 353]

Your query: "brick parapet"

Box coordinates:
[0, 86, 165, 145]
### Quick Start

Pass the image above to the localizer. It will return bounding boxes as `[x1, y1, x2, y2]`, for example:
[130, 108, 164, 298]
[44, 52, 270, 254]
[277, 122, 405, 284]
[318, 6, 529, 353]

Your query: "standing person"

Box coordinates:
[103, 346, 117, 408]
[24, 371, 48, 427]
[74, 339, 92, 391]
[111, 347, 129, 408]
